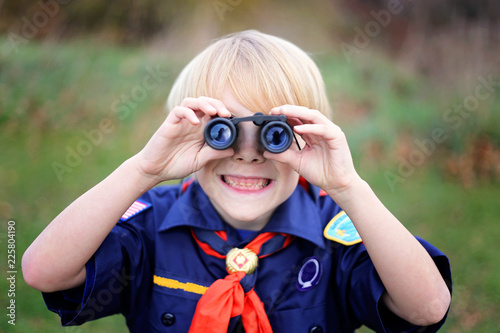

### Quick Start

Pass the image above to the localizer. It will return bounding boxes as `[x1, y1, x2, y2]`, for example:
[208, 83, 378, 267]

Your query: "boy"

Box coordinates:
[23, 30, 452, 332]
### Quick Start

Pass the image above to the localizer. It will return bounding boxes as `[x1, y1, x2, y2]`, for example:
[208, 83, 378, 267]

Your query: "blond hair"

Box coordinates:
[166, 30, 331, 118]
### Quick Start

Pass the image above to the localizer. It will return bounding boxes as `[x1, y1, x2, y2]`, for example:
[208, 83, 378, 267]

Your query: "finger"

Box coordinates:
[263, 149, 300, 172]
[181, 97, 231, 118]
[197, 146, 235, 167]
[170, 106, 201, 125]
[294, 124, 340, 140]
[198, 96, 232, 118]
[180, 97, 217, 116]
[271, 105, 329, 125]
[294, 124, 347, 153]
[269, 106, 304, 127]
[286, 117, 304, 127]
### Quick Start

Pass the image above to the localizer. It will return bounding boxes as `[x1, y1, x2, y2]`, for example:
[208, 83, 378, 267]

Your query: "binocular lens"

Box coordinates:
[261, 123, 292, 153]
[205, 118, 236, 150]
[209, 124, 232, 146]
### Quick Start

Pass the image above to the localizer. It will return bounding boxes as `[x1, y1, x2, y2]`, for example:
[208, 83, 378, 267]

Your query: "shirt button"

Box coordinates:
[309, 326, 323, 333]
[161, 312, 176, 326]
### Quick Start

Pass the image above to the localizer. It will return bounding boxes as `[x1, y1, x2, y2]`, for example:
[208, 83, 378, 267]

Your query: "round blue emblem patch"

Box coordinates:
[296, 257, 322, 291]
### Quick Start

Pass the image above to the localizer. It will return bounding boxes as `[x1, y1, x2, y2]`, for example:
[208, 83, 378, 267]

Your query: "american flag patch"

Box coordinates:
[120, 200, 152, 221]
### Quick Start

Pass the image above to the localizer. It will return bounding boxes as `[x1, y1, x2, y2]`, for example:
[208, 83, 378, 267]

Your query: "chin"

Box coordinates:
[221, 204, 272, 229]
[228, 210, 264, 223]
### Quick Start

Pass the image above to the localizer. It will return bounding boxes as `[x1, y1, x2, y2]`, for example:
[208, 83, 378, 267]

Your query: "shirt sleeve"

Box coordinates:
[42, 194, 158, 326]
[335, 236, 452, 332]
[42, 233, 123, 325]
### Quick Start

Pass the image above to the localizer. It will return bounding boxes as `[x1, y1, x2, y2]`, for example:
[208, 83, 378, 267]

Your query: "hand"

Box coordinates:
[266, 105, 362, 196]
[134, 97, 234, 182]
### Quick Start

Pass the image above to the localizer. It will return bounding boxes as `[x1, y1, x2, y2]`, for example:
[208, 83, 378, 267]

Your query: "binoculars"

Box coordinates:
[204, 112, 300, 153]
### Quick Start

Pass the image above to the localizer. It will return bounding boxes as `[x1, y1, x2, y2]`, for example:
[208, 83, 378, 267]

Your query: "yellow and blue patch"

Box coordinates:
[323, 211, 362, 246]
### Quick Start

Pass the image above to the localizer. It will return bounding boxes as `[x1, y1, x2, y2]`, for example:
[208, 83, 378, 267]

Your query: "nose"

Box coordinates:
[232, 123, 265, 164]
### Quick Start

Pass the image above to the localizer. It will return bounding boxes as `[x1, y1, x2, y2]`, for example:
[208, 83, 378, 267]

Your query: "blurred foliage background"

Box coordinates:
[1, 0, 500, 332]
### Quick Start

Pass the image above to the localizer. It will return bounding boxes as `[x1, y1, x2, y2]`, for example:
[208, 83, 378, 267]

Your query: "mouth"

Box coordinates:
[221, 175, 272, 191]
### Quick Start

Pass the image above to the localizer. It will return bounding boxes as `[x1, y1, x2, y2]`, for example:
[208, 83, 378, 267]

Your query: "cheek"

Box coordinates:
[278, 169, 300, 193]
[195, 159, 219, 179]
[194, 167, 217, 192]
[278, 163, 300, 180]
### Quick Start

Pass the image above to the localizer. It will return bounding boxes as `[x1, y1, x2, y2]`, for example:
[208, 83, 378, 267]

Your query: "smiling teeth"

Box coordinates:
[223, 176, 270, 190]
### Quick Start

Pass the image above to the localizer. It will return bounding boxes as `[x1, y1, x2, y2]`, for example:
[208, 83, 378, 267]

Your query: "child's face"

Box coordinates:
[195, 90, 300, 230]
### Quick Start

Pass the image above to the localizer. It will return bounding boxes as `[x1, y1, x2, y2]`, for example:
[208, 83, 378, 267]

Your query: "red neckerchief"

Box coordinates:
[189, 228, 294, 333]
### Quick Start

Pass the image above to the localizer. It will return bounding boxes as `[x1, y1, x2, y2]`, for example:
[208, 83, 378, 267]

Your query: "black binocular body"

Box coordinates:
[204, 112, 299, 154]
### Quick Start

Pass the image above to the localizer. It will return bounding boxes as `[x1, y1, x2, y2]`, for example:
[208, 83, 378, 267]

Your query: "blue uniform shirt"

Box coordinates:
[43, 181, 452, 332]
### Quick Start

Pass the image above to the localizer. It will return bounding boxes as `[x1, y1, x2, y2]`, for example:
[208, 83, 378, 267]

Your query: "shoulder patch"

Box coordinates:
[323, 211, 362, 245]
[120, 200, 152, 221]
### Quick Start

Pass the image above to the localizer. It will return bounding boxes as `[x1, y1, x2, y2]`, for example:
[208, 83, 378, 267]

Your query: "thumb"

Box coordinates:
[196, 147, 235, 167]
[263, 149, 300, 172]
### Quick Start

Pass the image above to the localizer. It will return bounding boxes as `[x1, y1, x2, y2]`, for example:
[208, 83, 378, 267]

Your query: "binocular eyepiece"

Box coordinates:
[204, 112, 298, 153]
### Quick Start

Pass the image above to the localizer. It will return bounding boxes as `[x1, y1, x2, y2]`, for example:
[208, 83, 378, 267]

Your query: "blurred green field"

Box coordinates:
[1, 37, 500, 332]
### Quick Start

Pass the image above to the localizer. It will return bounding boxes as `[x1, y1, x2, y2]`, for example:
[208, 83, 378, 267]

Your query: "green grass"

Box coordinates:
[353, 167, 500, 333]
[1, 37, 499, 332]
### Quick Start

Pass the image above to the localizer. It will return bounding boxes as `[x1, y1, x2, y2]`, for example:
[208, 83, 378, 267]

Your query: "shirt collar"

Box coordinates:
[158, 181, 228, 232]
[158, 181, 326, 249]
[261, 184, 326, 249]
